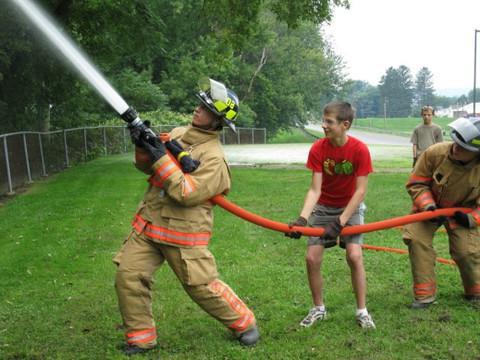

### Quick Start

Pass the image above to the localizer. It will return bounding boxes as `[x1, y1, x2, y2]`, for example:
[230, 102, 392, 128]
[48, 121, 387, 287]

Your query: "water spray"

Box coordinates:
[7, 0, 155, 141]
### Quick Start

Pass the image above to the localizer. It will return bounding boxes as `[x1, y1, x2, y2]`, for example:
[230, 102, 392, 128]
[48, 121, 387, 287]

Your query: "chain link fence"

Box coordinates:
[0, 125, 266, 196]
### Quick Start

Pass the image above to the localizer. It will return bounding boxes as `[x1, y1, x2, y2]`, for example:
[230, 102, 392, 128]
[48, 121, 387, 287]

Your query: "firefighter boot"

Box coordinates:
[123, 344, 157, 357]
[411, 299, 435, 309]
[238, 326, 260, 346]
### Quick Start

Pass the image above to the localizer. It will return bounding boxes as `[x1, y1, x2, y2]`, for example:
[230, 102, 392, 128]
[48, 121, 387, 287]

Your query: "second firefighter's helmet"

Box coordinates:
[196, 78, 239, 133]
[448, 117, 480, 152]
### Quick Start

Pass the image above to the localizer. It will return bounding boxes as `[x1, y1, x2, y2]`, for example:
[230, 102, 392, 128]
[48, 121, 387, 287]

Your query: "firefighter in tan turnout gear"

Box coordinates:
[114, 79, 259, 356]
[403, 117, 480, 309]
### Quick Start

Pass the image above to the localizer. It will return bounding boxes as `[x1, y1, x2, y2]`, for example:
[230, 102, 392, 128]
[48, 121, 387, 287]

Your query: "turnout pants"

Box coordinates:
[403, 221, 480, 302]
[114, 230, 255, 349]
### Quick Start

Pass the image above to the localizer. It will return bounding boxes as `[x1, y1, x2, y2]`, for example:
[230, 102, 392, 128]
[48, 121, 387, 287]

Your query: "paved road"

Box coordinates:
[305, 124, 411, 146]
[224, 125, 412, 165]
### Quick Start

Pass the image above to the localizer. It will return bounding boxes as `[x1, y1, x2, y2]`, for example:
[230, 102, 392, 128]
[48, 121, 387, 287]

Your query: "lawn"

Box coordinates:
[268, 127, 323, 144]
[0, 154, 479, 359]
[353, 117, 452, 136]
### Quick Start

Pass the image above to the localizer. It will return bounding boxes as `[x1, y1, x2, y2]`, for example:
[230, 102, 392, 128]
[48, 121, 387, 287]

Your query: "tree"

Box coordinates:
[1, 0, 350, 134]
[414, 67, 435, 113]
[378, 66, 413, 117]
[433, 95, 457, 109]
[467, 88, 480, 103]
[457, 94, 469, 106]
[342, 80, 380, 118]
[232, 14, 345, 134]
[268, 0, 350, 28]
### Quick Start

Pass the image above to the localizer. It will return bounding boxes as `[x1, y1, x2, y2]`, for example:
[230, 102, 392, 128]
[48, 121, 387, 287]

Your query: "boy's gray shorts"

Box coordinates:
[308, 203, 367, 248]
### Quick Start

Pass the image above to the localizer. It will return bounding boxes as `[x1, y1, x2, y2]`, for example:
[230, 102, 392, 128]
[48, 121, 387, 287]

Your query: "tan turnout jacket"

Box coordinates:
[133, 125, 231, 247]
[407, 142, 480, 221]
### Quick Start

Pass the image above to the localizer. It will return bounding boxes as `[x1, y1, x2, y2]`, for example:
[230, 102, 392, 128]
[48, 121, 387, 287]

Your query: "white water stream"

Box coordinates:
[9, 0, 129, 115]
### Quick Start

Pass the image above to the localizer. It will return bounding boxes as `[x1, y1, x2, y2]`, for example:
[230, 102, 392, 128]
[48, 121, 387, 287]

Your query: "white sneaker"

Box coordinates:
[300, 307, 327, 327]
[356, 313, 376, 329]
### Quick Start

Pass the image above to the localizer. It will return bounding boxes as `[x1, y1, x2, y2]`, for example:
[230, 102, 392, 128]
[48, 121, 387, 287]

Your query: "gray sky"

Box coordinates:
[323, 0, 480, 96]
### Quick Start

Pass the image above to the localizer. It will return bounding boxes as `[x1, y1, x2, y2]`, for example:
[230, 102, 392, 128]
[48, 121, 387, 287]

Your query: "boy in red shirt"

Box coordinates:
[286, 101, 375, 329]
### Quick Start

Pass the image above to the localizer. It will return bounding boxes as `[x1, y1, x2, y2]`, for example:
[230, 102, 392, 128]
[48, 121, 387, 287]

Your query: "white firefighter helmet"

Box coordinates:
[195, 78, 239, 133]
[448, 117, 480, 152]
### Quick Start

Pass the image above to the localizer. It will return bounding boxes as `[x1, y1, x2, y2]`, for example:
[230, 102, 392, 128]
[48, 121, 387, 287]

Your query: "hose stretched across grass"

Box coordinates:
[211, 195, 470, 266]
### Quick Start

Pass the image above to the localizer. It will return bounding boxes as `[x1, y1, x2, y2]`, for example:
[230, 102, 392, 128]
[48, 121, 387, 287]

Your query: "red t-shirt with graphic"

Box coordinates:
[306, 136, 373, 208]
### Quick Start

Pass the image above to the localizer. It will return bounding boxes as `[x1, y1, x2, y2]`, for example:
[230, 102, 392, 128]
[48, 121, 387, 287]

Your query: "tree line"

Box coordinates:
[0, 0, 350, 136]
[344, 66, 479, 118]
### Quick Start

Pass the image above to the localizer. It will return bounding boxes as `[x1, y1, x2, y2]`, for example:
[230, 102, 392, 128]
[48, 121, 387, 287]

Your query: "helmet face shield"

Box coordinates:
[448, 117, 480, 152]
[195, 78, 239, 132]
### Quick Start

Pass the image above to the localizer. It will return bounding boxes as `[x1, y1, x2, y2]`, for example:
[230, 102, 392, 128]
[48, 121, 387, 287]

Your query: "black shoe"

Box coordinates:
[464, 295, 480, 302]
[238, 326, 260, 346]
[123, 344, 156, 356]
[411, 300, 434, 309]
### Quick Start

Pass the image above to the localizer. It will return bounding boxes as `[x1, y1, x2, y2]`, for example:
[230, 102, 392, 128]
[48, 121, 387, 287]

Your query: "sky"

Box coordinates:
[323, 0, 480, 96]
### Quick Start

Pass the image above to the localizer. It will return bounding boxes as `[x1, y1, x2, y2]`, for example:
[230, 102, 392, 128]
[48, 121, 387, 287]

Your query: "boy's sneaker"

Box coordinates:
[356, 313, 376, 329]
[300, 307, 327, 327]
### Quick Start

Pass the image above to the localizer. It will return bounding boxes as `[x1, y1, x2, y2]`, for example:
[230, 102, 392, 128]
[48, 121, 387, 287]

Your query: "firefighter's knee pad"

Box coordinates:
[115, 269, 154, 294]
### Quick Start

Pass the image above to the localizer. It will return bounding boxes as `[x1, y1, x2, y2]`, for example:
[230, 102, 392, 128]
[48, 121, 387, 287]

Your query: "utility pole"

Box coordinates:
[383, 97, 388, 129]
[474, 30, 479, 116]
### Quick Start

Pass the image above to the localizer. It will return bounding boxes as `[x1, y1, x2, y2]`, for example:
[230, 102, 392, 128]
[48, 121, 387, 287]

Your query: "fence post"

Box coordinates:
[63, 130, 70, 168]
[103, 127, 107, 156]
[22, 133, 33, 183]
[3, 136, 15, 195]
[252, 128, 255, 144]
[237, 128, 240, 144]
[263, 128, 266, 144]
[222, 128, 226, 144]
[84, 128, 88, 161]
[123, 127, 127, 153]
[38, 133, 47, 176]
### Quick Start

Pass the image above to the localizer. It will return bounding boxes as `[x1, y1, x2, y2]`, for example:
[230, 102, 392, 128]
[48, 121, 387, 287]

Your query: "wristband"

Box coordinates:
[177, 151, 190, 161]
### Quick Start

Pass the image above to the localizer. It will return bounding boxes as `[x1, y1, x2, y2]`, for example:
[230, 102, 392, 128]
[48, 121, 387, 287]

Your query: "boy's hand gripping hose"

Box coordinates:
[210, 195, 471, 237]
[210, 195, 470, 266]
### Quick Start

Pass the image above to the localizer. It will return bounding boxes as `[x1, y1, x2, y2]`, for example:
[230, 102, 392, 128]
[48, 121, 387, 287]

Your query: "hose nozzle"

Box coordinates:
[120, 106, 157, 144]
[120, 107, 140, 125]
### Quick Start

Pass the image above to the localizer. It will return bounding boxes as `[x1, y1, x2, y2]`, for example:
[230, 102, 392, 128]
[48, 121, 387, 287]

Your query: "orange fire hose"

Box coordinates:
[211, 195, 471, 236]
[162, 146, 467, 267]
[211, 195, 471, 266]
[361, 244, 456, 266]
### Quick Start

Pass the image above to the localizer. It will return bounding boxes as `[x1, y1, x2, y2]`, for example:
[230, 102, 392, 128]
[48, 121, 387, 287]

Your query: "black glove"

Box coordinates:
[165, 140, 200, 173]
[454, 211, 474, 228]
[424, 204, 447, 225]
[321, 217, 344, 240]
[139, 138, 166, 162]
[165, 139, 183, 157]
[412, 157, 417, 167]
[128, 122, 157, 147]
[285, 216, 308, 239]
[128, 124, 144, 147]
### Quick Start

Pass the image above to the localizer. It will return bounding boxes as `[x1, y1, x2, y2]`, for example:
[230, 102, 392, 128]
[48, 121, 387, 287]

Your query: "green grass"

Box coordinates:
[354, 117, 451, 136]
[1, 154, 479, 359]
[268, 127, 323, 144]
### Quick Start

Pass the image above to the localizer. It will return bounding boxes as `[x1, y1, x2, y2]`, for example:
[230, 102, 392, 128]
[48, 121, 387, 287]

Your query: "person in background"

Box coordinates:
[410, 106, 443, 167]
[403, 117, 480, 308]
[286, 101, 376, 330]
